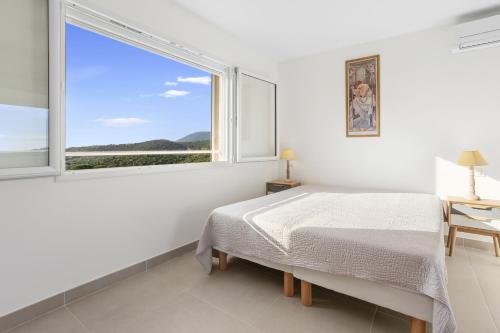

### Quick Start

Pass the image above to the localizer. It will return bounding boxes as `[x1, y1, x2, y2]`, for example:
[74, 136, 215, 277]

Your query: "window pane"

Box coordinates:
[65, 23, 215, 170]
[0, 0, 49, 169]
[0, 105, 48, 168]
[240, 74, 276, 159]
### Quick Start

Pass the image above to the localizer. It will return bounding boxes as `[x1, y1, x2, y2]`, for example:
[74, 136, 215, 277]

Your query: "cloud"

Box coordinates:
[138, 93, 154, 98]
[164, 81, 178, 86]
[158, 90, 190, 98]
[93, 117, 150, 127]
[177, 76, 211, 85]
[68, 66, 109, 82]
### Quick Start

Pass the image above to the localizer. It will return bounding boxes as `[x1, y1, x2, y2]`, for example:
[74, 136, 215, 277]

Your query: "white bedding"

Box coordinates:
[196, 185, 456, 333]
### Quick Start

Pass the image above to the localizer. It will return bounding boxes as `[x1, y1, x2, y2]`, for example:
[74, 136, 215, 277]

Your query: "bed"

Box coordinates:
[196, 185, 456, 333]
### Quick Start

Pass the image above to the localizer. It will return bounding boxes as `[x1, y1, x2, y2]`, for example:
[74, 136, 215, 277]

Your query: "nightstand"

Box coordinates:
[447, 196, 500, 257]
[266, 179, 301, 195]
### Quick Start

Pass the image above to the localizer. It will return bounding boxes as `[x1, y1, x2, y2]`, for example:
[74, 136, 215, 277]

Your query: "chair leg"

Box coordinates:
[493, 236, 500, 257]
[448, 226, 457, 256]
[218, 251, 228, 271]
[283, 272, 294, 297]
[300, 280, 312, 306]
[446, 226, 452, 248]
[410, 317, 426, 333]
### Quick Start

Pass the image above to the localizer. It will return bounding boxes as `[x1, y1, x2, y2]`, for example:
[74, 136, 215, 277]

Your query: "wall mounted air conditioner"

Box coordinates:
[453, 14, 500, 53]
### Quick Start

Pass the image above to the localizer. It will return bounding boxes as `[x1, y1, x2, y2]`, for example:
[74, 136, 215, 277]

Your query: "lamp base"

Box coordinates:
[466, 193, 480, 201]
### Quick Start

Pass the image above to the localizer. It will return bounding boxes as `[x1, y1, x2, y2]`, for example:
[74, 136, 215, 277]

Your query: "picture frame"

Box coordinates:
[345, 55, 380, 137]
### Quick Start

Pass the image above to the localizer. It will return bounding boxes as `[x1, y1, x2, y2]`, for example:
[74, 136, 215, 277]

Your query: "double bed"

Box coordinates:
[196, 185, 456, 333]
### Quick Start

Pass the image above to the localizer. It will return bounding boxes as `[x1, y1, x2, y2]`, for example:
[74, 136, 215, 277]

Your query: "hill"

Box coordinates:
[66, 138, 210, 152]
[176, 131, 210, 143]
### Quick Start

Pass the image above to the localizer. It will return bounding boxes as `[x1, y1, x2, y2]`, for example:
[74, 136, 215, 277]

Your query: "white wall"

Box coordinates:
[0, 0, 279, 316]
[279, 25, 500, 199]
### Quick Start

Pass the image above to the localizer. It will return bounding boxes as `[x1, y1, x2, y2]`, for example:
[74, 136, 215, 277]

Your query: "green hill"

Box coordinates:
[66, 139, 212, 152]
[176, 131, 210, 143]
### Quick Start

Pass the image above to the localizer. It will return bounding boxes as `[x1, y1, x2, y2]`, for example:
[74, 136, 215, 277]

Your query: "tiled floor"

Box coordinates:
[6, 238, 500, 333]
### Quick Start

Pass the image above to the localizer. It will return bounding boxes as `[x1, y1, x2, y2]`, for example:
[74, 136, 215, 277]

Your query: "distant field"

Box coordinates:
[66, 153, 211, 170]
[66, 154, 212, 170]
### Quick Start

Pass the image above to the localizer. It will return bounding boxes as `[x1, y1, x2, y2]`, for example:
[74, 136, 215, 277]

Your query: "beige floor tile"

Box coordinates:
[7, 308, 87, 333]
[149, 252, 212, 289]
[465, 246, 500, 331]
[370, 310, 409, 333]
[252, 289, 375, 333]
[446, 246, 498, 333]
[120, 292, 258, 333]
[67, 271, 185, 332]
[188, 262, 283, 324]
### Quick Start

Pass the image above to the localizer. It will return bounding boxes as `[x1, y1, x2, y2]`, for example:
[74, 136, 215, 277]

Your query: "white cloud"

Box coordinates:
[93, 117, 150, 127]
[138, 93, 154, 98]
[158, 90, 190, 98]
[177, 76, 211, 85]
[164, 81, 178, 86]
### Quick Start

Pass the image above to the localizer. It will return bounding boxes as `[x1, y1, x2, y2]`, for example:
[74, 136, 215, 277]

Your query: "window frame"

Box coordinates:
[60, 0, 234, 176]
[0, 0, 63, 180]
[235, 68, 279, 163]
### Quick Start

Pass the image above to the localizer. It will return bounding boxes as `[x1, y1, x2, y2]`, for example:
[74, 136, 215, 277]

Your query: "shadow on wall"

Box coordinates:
[435, 157, 500, 200]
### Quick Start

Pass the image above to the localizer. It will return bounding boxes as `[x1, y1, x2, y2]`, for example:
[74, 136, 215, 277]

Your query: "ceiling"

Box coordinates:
[172, 0, 500, 61]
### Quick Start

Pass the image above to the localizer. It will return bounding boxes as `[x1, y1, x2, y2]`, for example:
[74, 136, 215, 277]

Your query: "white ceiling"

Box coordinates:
[172, 0, 500, 61]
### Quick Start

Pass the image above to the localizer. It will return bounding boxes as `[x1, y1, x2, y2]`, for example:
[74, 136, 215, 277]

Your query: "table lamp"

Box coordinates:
[457, 150, 488, 200]
[281, 149, 296, 180]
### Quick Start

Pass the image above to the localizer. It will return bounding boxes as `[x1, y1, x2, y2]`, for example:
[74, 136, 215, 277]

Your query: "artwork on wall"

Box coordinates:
[345, 55, 380, 137]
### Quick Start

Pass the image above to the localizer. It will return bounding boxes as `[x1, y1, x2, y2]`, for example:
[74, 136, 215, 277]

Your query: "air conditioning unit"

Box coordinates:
[453, 14, 500, 53]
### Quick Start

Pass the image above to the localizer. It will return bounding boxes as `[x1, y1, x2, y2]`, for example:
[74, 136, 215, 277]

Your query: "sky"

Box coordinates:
[65, 23, 212, 148]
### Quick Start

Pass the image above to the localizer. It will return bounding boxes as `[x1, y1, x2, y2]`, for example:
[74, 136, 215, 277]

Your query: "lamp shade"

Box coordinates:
[457, 150, 488, 166]
[281, 149, 296, 160]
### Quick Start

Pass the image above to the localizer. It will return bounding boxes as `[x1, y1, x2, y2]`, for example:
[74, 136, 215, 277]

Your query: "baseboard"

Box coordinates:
[0, 241, 198, 332]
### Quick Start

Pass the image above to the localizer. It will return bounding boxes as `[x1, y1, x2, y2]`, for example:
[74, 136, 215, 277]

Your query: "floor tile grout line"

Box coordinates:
[464, 243, 500, 333]
[368, 305, 378, 333]
[187, 289, 279, 329]
[64, 306, 91, 332]
[247, 292, 283, 327]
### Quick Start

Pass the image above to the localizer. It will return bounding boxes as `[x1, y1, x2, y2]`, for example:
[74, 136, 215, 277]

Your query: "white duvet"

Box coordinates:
[196, 185, 456, 333]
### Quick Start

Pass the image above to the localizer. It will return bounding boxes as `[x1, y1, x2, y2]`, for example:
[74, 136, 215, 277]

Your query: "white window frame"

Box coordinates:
[59, 1, 234, 176]
[235, 68, 278, 163]
[0, 0, 63, 180]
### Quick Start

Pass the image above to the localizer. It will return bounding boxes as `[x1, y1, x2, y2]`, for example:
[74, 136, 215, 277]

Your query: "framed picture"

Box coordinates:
[345, 55, 380, 137]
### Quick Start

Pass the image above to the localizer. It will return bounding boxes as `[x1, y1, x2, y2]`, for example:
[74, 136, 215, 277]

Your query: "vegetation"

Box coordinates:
[66, 139, 210, 152]
[66, 153, 211, 170]
[65, 133, 212, 170]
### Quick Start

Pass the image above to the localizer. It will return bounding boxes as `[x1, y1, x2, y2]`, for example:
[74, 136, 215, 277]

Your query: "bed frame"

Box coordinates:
[214, 249, 431, 333]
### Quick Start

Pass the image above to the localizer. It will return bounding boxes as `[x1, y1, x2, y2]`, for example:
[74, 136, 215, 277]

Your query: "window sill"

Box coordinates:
[55, 161, 237, 182]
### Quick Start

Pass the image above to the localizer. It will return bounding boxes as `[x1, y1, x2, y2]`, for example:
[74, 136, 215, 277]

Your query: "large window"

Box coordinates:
[0, 1, 278, 179]
[65, 22, 224, 170]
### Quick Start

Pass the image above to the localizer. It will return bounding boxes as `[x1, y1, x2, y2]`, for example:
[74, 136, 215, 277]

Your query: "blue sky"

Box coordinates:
[65, 23, 212, 148]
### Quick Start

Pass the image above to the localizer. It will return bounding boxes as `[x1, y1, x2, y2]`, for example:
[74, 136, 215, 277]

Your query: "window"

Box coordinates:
[237, 72, 277, 161]
[64, 3, 229, 171]
[0, 0, 60, 178]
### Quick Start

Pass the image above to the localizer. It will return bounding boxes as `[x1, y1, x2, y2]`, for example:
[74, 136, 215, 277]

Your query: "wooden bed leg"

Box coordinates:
[283, 272, 294, 297]
[410, 317, 426, 333]
[446, 226, 452, 248]
[218, 251, 228, 271]
[300, 280, 312, 306]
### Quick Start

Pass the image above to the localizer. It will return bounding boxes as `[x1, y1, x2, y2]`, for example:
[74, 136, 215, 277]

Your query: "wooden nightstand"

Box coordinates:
[266, 179, 301, 195]
[447, 196, 500, 257]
